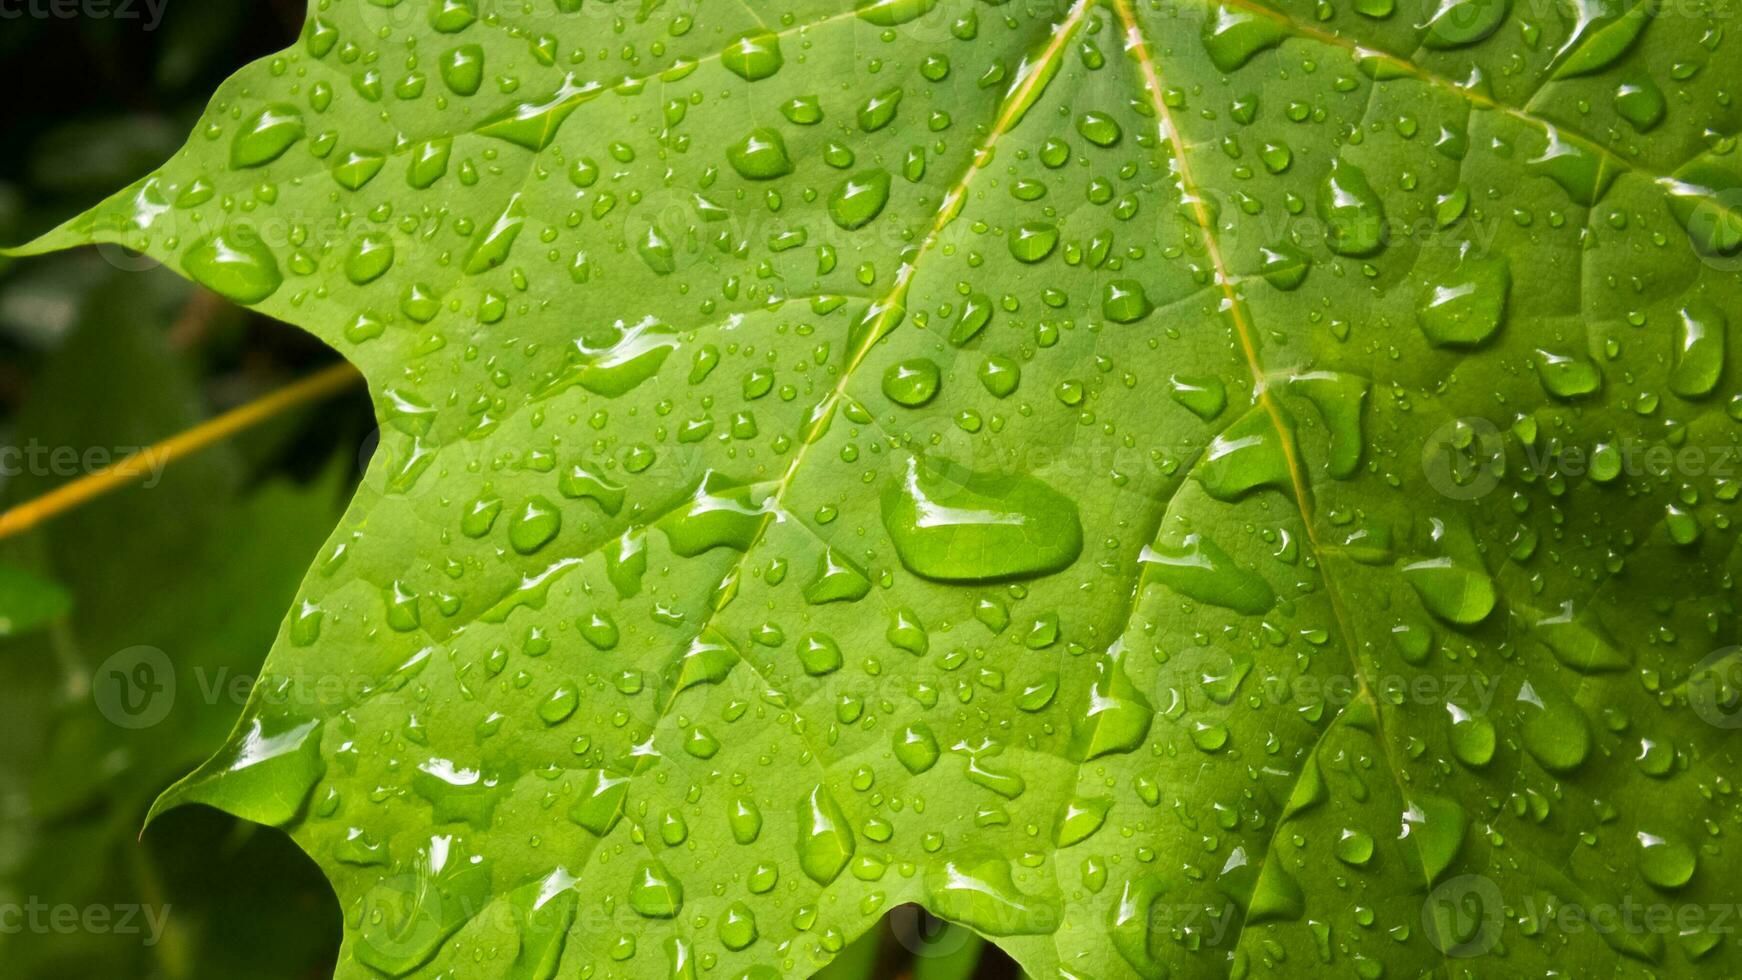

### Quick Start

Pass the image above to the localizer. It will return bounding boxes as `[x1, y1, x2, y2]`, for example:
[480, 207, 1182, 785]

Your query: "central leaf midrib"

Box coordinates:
[1113, 1, 1444, 969]
[583, 0, 1100, 916]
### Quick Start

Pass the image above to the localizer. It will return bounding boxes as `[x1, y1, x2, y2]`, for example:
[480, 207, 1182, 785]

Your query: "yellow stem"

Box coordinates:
[0, 361, 362, 541]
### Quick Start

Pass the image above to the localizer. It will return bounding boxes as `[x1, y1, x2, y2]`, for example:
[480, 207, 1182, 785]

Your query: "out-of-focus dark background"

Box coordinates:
[0, 3, 370, 977]
[0, 5, 1020, 978]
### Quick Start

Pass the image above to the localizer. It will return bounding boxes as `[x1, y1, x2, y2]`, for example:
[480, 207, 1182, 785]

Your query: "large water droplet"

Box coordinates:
[509, 496, 561, 554]
[829, 170, 891, 230]
[1518, 682, 1591, 773]
[797, 785, 855, 885]
[1446, 705, 1496, 768]
[1141, 532, 1275, 615]
[1670, 300, 1726, 399]
[539, 316, 679, 399]
[568, 769, 629, 836]
[718, 901, 759, 950]
[1317, 159, 1387, 256]
[411, 758, 502, 830]
[1533, 348, 1603, 400]
[881, 456, 1083, 583]
[1067, 649, 1155, 761]
[345, 233, 395, 285]
[1009, 222, 1058, 263]
[1202, 4, 1287, 71]
[925, 857, 1058, 935]
[1401, 795, 1468, 882]
[1168, 374, 1226, 421]
[803, 547, 871, 604]
[629, 860, 684, 918]
[230, 104, 305, 168]
[352, 834, 491, 975]
[1636, 832, 1697, 890]
[893, 723, 940, 773]
[1196, 408, 1294, 501]
[1417, 255, 1510, 348]
[1665, 154, 1742, 257]
[882, 359, 941, 407]
[722, 30, 783, 81]
[1101, 280, 1153, 323]
[727, 128, 794, 180]
[856, 0, 939, 25]
[1421, 0, 1510, 49]
[182, 229, 282, 304]
[1401, 556, 1495, 625]
[1535, 601, 1629, 673]
[1614, 74, 1665, 132]
[1052, 796, 1111, 848]
[661, 473, 769, 556]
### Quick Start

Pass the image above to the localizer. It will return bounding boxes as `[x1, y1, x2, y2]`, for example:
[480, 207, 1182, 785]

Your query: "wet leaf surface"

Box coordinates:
[11, 0, 1742, 976]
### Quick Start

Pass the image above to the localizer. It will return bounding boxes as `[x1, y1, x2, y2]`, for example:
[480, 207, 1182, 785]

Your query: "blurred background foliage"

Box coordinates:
[1, 3, 372, 976]
[0, 4, 1019, 978]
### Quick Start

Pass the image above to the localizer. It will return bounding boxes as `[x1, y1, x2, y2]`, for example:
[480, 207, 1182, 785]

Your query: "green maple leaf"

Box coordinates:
[10, 0, 1742, 975]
